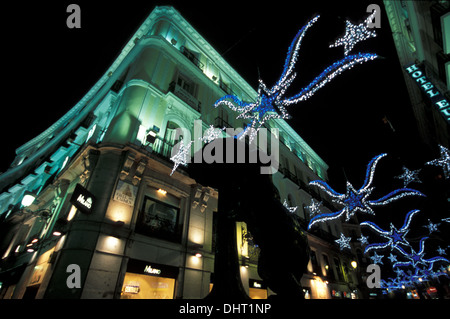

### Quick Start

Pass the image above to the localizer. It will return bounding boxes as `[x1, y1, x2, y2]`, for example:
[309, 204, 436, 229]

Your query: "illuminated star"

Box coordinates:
[330, 10, 377, 55]
[215, 14, 377, 142]
[436, 246, 447, 255]
[308, 154, 425, 229]
[358, 234, 369, 246]
[305, 198, 322, 218]
[335, 233, 352, 250]
[370, 252, 384, 265]
[426, 144, 450, 179]
[395, 166, 422, 187]
[388, 253, 398, 264]
[423, 219, 440, 234]
[394, 237, 449, 268]
[361, 209, 419, 254]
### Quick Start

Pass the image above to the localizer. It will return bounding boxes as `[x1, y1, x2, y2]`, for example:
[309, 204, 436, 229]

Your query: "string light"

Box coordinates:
[425, 144, 450, 179]
[307, 154, 425, 229]
[215, 13, 377, 142]
[329, 10, 377, 56]
[394, 237, 449, 268]
[283, 199, 298, 213]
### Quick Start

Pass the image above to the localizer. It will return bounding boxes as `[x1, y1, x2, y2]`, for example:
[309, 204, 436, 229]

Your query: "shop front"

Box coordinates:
[120, 259, 179, 299]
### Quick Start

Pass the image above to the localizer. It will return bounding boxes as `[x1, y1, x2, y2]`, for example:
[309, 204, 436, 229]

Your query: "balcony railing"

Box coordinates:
[168, 81, 201, 112]
[180, 46, 204, 70]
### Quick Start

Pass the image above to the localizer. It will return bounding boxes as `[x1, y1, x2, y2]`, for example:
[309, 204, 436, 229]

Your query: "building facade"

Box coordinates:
[0, 6, 364, 299]
[384, 0, 450, 150]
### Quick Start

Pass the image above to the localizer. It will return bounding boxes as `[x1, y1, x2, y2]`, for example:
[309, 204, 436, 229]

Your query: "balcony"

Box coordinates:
[168, 81, 201, 112]
[180, 46, 204, 70]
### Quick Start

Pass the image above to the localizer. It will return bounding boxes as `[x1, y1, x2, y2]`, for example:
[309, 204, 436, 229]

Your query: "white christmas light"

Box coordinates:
[423, 219, 440, 234]
[335, 233, 352, 250]
[395, 166, 422, 187]
[305, 198, 322, 218]
[308, 154, 425, 229]
[361, 209, 419, 254]
[329, 10, 377, 56]
[283, 199, 298, 213]
[426, 144, 450, 179]
[215, 13, 377, 142]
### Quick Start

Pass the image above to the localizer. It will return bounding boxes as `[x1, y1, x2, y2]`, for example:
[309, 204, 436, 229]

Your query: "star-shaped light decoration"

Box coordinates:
[215, 14, 377, 142]
[370, 252, 384, 265]
[394, 237, 449, 268]
[395, 166, 422, 187]
[426, 144, 450, 179]
[307, 154, 425, 229]
[358, 234, 369, 246]
[423, 219, 440, 234]
[335, 233, 352, 250]
[436, 246, 447, 255]
[305, 198, 322, 218]
[330, 10, 377, 56]
[361, 209, 419, 254]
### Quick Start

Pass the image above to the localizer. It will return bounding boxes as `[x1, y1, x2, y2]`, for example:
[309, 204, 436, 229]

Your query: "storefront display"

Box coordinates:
[120, 259, 178, 299]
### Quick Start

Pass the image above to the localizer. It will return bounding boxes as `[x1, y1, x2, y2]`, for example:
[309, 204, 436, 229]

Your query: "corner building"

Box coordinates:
[0, 6, 364, 299]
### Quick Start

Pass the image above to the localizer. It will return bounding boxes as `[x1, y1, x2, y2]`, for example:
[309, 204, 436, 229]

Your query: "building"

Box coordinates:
[384, 0, 450, 150]
[0, 6, 364, 299]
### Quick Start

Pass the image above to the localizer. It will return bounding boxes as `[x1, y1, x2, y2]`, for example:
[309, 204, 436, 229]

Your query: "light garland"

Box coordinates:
[283, 199, 298, 213]
[360, 209, 419, 254]
[329, 10, 377, 56]
[214, 13, 378, 142]
[307, 154, 425, 229]
[425, 144, 450, 179]
[393, 237, 449, 268]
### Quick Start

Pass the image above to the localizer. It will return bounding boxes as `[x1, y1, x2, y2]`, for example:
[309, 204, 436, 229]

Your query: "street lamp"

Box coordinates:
[351, 261, 358, 269]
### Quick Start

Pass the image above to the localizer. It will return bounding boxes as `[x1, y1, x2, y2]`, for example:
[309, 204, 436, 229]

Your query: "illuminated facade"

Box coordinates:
[0, 6, 363, 299]
[384, 0, 450, 149]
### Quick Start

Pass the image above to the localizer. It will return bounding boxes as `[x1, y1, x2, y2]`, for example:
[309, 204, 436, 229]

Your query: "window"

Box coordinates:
[136, 189, 181, 242]
[333, 257, 344, 282]
[309, 250, 321, 275]
[322, 254, 335, 280]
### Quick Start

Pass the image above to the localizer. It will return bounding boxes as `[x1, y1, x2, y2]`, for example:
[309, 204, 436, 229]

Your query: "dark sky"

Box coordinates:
[2, 0, 430, 189]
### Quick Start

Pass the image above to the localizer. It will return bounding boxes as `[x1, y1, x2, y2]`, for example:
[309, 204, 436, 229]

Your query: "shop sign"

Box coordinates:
[70, 184, 95, 214]
[144, 265, 162, 275]
[113, 180, 138, 206]
[404, 63, 450, 123]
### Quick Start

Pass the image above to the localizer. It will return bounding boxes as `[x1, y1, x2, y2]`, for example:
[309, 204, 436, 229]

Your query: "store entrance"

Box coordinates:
[120, 259, 178, 299]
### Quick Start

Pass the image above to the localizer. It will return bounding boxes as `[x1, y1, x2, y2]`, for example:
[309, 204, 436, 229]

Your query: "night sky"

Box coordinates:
[2, 0, 435, 192]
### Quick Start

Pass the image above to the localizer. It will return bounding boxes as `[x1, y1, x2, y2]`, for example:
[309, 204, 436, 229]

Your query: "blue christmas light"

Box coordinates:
[307, 154, 425, 229]
[215, 13, 378, 142]
[360, 209, 419, 254]
[394, 237, 449, 268]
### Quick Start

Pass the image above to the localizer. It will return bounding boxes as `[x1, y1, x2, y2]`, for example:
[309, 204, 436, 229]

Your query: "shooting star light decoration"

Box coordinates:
[214, 12, 378, 142]
[307, 154, 425, 229]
